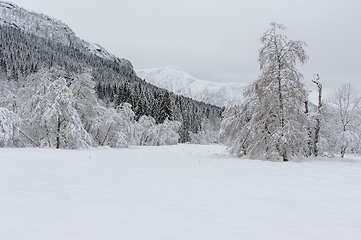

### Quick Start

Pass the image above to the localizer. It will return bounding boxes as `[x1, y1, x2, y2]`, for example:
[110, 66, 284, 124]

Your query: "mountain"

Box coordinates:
[0, 1, 134, 72]
[137, 67, 247, 107]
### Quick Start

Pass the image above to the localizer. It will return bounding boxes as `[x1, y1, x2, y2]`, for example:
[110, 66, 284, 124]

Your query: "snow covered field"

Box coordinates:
[1, 144, 361, 240]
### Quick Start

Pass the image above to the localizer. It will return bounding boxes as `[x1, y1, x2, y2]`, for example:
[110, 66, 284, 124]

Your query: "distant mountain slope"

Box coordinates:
[137, 67, 247, 107]
[0, 1, 133, 70]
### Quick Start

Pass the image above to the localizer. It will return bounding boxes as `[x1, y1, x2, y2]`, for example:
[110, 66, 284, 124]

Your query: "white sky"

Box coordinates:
[6, 0, 361, 102]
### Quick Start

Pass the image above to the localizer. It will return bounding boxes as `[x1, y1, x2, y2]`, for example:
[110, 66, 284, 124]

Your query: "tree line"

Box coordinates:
[0, 67, 183, 148]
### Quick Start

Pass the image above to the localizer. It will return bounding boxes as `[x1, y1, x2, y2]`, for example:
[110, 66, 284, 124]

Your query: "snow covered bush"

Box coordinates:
[137, 115, 157, 146]
[96, 103, 138, 148]
[0, 107, 20, 147]
[157, 119, 181, 145]
[0, 77, 17, 112]
[137, 116, 181, 146]
[219, 100, 252, 156]
[190, 118, 220, 144]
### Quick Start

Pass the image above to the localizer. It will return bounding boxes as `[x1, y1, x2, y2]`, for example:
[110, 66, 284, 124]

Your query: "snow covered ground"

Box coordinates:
[1, 144, 361, 240]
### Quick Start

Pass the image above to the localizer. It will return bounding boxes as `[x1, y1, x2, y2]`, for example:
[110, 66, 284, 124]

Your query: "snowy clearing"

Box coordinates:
[1, 144, 361, 240]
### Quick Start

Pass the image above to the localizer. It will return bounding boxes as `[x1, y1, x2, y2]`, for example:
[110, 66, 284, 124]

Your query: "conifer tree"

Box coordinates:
[159, 91, 173, 123]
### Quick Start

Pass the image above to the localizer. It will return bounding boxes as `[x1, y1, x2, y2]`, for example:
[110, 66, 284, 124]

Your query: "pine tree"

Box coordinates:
[159, 91, 173, 123]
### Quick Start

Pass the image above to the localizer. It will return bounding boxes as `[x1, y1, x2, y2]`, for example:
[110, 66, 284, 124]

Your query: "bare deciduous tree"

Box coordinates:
[330, 82, 361, 157]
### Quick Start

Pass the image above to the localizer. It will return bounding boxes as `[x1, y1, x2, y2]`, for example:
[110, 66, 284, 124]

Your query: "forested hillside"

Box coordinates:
[0, 25, 223, 142]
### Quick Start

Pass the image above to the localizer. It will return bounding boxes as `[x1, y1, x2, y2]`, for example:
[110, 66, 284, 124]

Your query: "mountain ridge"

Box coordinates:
[137, 66, 247, 107]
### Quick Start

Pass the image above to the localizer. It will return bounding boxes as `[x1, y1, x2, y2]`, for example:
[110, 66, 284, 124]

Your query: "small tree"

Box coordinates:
[0, 77, 17, 112]
[137, 115, 157, 146]
[0, 107, 20, 147]
[158, 91, 173, 123]
[329, 82, 361, 157]
[137, 115, 181, 146]
[98, 103, 137, 148]
[220, 100, 253, 156]
[69, 69, 99, 132]
[190, 118, 220, 144]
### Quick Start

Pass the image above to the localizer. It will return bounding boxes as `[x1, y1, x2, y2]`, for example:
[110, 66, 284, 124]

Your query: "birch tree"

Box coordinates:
[40, 76, 91, 149]
[69, 69, 98, 130]
[329, 82, 361, 157]
[18, 67, 91, 148]
[221, 23, 309, 161]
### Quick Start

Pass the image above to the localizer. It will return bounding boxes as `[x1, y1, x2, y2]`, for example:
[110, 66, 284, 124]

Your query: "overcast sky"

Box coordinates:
[7, 0, 361, 102]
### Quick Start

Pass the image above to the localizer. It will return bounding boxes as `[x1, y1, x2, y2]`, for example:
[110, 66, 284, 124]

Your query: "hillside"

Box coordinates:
[138, 66, 247, 107]
[0, 1, 123, 62]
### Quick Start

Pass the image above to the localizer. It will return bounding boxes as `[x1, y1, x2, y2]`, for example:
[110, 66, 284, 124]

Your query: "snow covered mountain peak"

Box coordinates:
[137, 66, 247, 107]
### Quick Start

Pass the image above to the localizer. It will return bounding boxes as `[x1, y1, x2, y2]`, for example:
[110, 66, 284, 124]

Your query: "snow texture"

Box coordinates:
[1, 144, 361, 240]
[137, 66, 247, 107]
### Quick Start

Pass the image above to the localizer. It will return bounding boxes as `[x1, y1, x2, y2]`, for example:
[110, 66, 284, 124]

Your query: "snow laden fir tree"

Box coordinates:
[220, 23, 309, 161]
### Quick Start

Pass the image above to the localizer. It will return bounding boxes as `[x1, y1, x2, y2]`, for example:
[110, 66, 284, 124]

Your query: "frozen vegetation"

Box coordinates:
[1, 144, 361, 240]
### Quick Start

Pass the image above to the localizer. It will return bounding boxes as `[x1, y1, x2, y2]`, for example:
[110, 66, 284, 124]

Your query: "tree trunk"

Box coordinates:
[312, 75, 322, 157]
[19, 129, 39, 147]
[56, 118, 60, 149]
[305, 101, 312, 157]
[341, 145, 347, 158]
